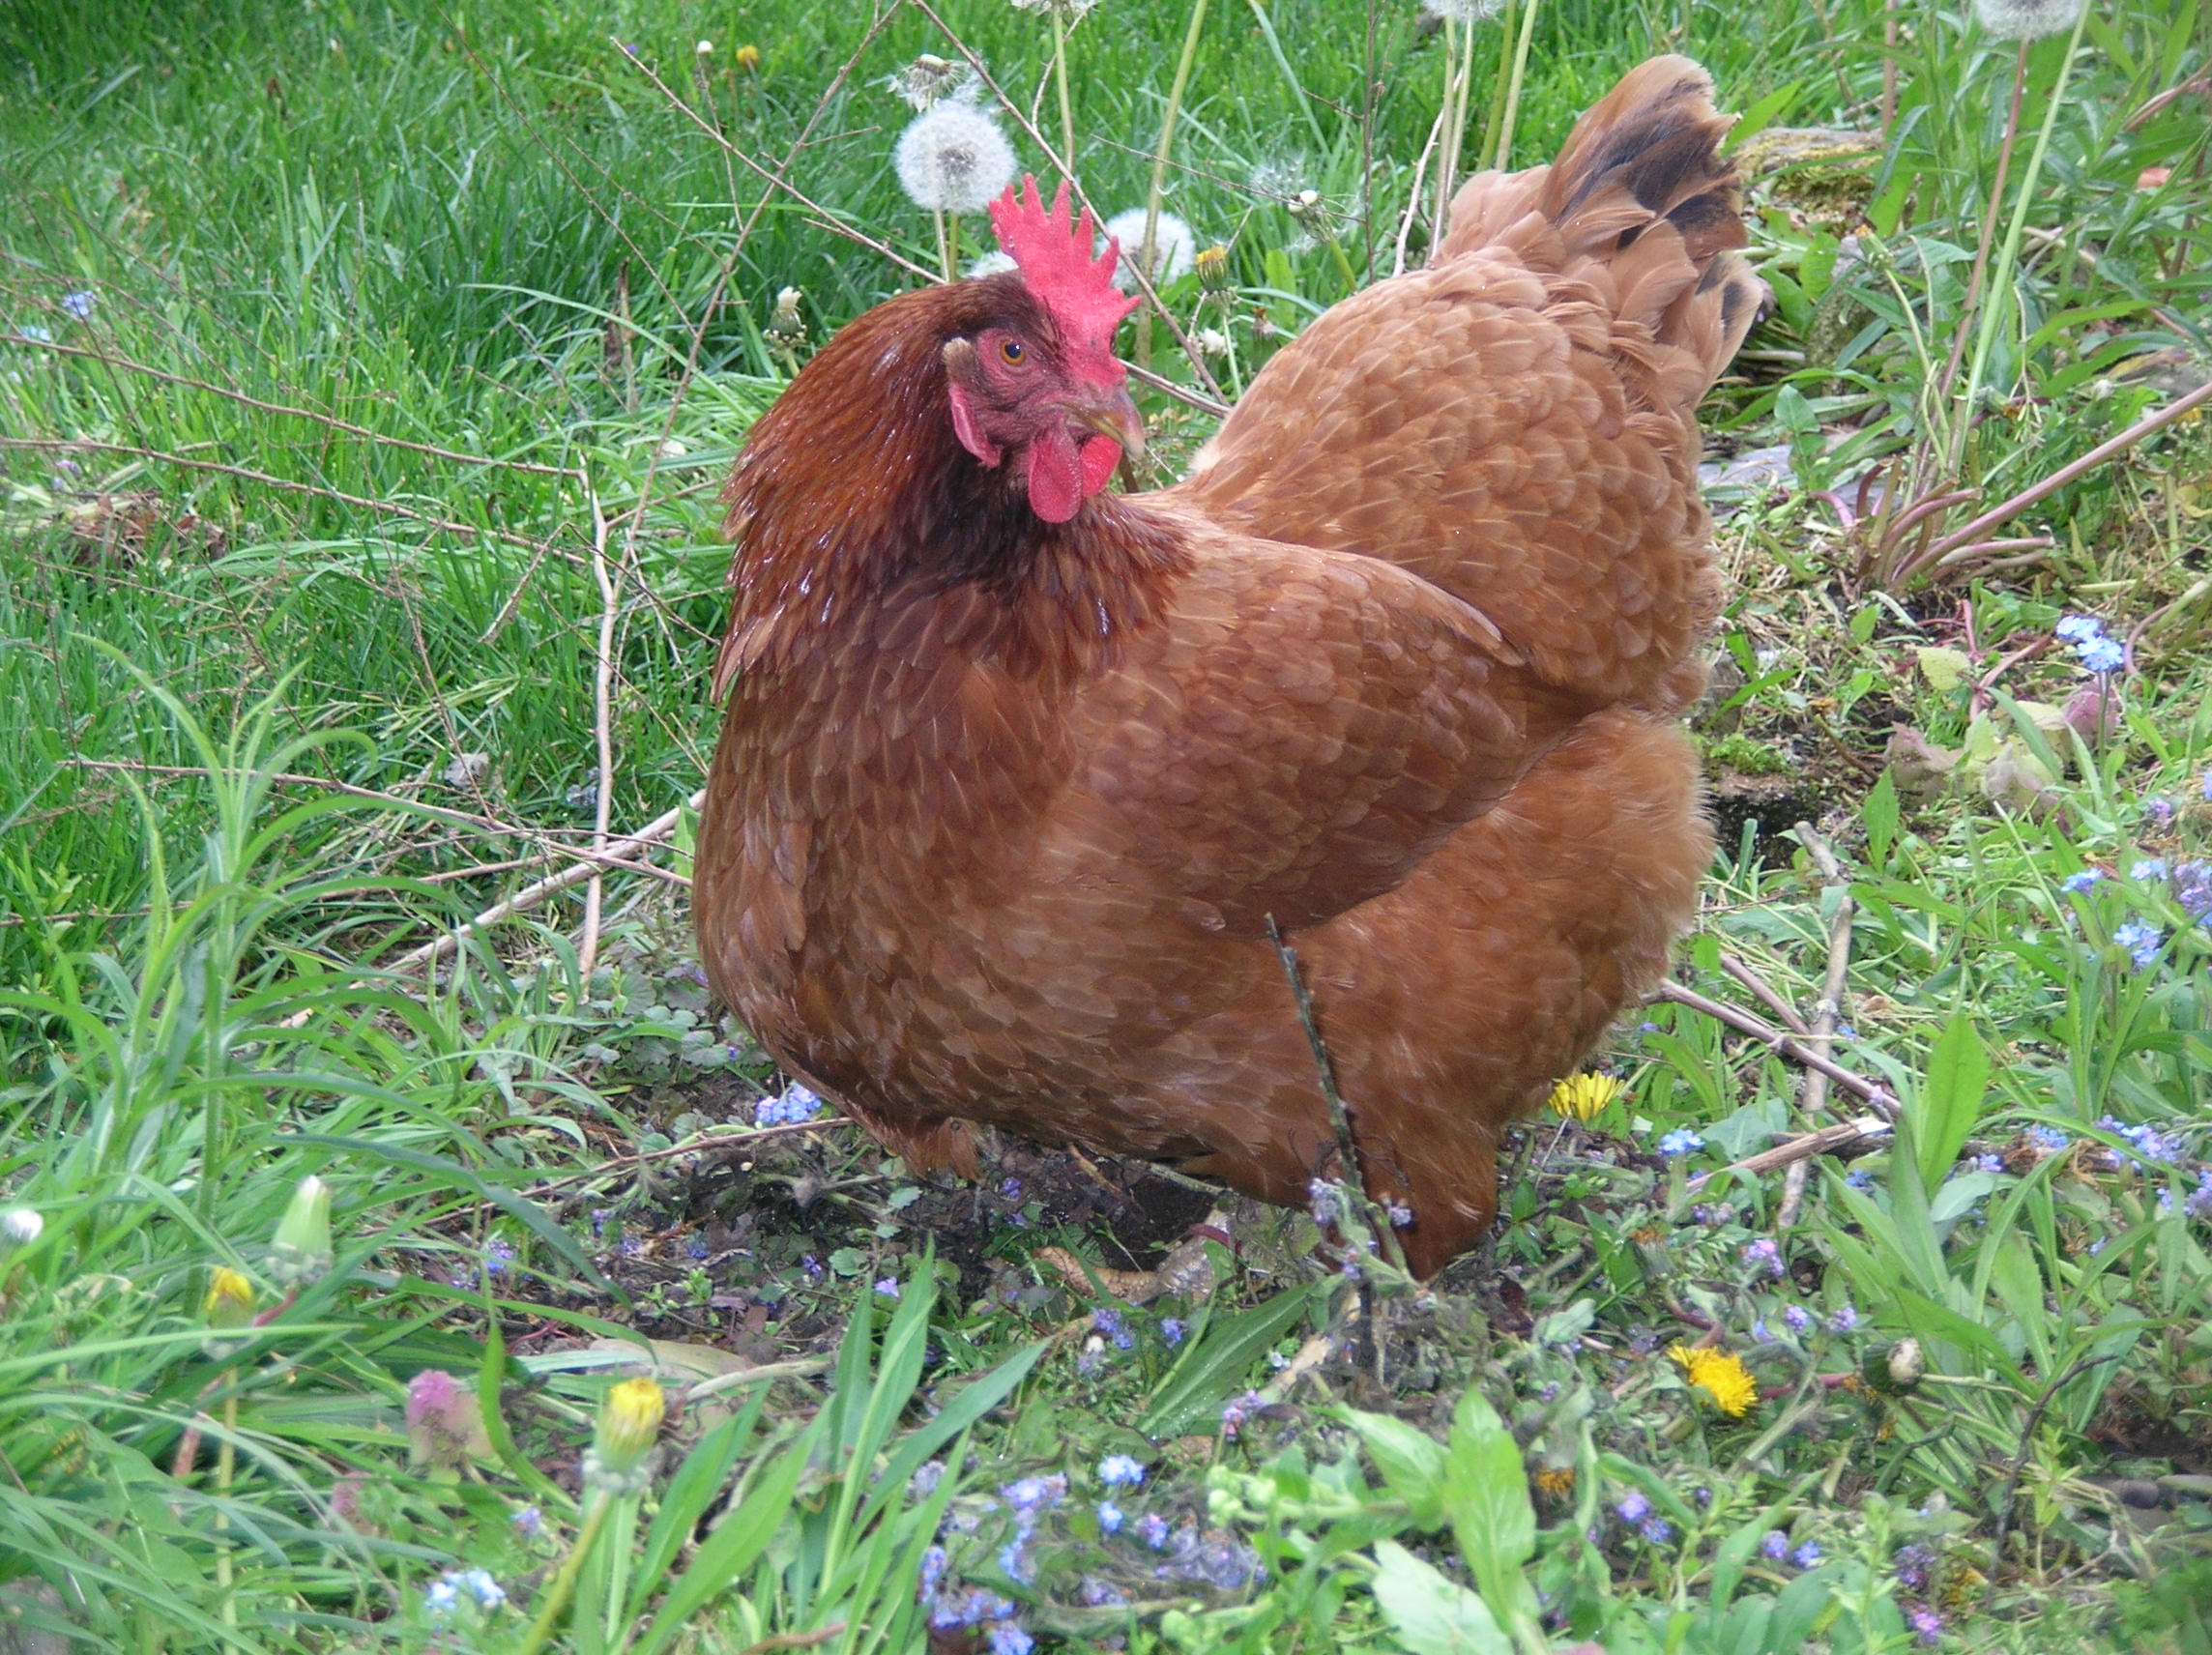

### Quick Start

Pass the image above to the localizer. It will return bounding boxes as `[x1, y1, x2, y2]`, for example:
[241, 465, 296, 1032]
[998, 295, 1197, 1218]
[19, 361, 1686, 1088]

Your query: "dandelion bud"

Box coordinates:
[406, 1369, 495, 1473]
[1862, 1337, 1926, 1393]
[269, 1175, 334, 1286]
[204, 1266, 256, 1358]
[1194, 243, 1230, 291]
[1971, 0, 2086, 40]
[582, 1377, 665, 1496]
[695, 39, 714, 56]
[735, 44, 761, 72]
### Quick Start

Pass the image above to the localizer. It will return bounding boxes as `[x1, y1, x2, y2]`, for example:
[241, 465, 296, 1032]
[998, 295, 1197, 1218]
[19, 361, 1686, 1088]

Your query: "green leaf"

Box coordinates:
[1369, 1541, 1512, 1655]
[629, 1392, 767, 1613]
[1338, 1408, 1447, 1529]
[1861, 769, 1899, 869]
[1915, 1012, 1989, 1195]
[1439, 1388, 1542, 1645]
[1139, 1282, 1322, 1437]
[633, 1417, 824, 1655]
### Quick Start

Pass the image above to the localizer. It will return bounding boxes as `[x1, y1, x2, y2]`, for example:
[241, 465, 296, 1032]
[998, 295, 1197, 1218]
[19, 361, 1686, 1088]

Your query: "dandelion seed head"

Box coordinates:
[966, 249, 1020, 278]
[1972, 0, 2086, 39]
[1420, 0, 1506, 20]
[1100, 207, 1195, 290]
[894, 102, 1017, 213]
[888, 53, 976, 111]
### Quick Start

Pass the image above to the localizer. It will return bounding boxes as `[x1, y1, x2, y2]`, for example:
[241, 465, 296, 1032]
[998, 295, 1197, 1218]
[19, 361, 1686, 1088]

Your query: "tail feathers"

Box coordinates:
[1438, 56, 1764, 400]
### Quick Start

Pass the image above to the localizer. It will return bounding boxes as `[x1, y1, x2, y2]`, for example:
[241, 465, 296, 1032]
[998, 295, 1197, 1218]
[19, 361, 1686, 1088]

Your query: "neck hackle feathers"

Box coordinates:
[989, 177, 1140, 376]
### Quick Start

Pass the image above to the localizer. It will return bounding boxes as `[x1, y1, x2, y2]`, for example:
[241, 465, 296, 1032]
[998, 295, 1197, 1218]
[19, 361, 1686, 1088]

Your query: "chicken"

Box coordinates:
[694, 58, 1762, 1277]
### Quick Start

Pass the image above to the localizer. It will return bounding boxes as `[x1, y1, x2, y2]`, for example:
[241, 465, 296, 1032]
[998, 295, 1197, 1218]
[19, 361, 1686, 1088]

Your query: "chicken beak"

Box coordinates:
[1065, 386, 1147, 462]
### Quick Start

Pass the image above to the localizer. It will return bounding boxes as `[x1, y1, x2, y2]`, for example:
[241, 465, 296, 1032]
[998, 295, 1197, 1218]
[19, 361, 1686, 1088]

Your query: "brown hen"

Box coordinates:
[694, 58, 1762, 1277]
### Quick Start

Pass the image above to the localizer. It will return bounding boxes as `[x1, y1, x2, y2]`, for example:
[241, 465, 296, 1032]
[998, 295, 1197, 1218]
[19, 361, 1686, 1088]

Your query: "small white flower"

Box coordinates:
[1419, 0, 1504, 19]
[1972, 0, 2086, 37]
[1, 1208, 41, 1247]
[894, 102, 1018, 214]
[1192, 327, 1232, 358]
[887, 54, 975, 112]
[966, 249, 1019, 278]
[1100, 208, 1195, 290]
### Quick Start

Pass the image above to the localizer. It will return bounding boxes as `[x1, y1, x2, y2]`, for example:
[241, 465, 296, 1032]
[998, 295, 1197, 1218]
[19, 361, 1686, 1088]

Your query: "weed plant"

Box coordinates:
[2, 0, 2209, 1651]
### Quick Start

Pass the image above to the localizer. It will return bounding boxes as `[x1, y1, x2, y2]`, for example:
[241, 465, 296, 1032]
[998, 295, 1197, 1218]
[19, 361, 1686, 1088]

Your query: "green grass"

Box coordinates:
[3, 0, 2211, 1649]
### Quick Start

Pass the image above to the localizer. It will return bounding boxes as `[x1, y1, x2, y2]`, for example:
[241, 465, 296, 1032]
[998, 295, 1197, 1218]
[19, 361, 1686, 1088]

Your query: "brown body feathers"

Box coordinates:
[694, 58, 1761, 1276]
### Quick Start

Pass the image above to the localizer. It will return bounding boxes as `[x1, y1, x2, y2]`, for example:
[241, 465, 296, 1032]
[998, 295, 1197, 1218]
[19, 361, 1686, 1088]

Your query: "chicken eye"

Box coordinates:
[998, 338, 1026, 366]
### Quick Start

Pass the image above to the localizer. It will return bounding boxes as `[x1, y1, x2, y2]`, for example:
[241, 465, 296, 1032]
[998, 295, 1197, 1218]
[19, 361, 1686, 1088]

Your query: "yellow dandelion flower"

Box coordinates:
[1669, 1344, 1757, 1417]
[1532, 1466, 1576, 1498]
[734, 44, 761, 72]
[1548, 1071, 1622, 1121]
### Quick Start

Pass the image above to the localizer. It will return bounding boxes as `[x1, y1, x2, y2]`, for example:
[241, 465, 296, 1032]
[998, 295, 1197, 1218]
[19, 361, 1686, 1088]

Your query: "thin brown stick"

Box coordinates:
[1719, 952, 1812, 1036]
[0, 334, 573, 475]
[0, 431, 568, 559]
[1685, 1114, 1892, 1196]
[58, 757, 689, 885]
[388, 790, 704, 973]
[1651, 979, 1898, 1119]
[521, 1116, 849, 1198]
[617, 52, 938, 286]
[580, 487, 620, 980]
[1779, 825, 1856, 1224]
[1924, 377, 2212, 566]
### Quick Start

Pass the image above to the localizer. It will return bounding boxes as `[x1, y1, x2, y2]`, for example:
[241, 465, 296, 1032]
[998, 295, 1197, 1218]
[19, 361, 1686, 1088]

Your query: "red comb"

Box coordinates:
[989, 176, 1140, 364]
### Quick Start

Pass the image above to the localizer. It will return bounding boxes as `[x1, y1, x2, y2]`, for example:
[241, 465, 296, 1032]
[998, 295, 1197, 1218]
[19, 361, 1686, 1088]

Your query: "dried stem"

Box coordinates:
[1685, 1114, 1892, 1197]
[389, 791, 704, 974]
[1921, 376, 2212, 568]
[580, 487, 620, 980]
[1651, 979, 1898, 1119]
[1778, 824, 1857, 1225]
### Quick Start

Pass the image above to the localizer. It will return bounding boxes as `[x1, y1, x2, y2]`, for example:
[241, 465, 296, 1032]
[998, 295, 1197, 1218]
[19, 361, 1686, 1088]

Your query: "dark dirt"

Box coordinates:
[538, 1072, 1229, 1352]
[1708, 769, 1833, 863]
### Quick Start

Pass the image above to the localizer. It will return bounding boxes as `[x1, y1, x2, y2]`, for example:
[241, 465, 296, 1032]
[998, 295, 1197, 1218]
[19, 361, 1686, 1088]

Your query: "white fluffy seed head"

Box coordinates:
[894, 103, 1018, 214]
[966, 249, 1019, 278]
[1100, 208, 1195, 290]
[1, 1208, 41, 1247]
[888, 54, 975, 112]
[1972, 0, 2086, 38]
[1419, 0, 1504, 21]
